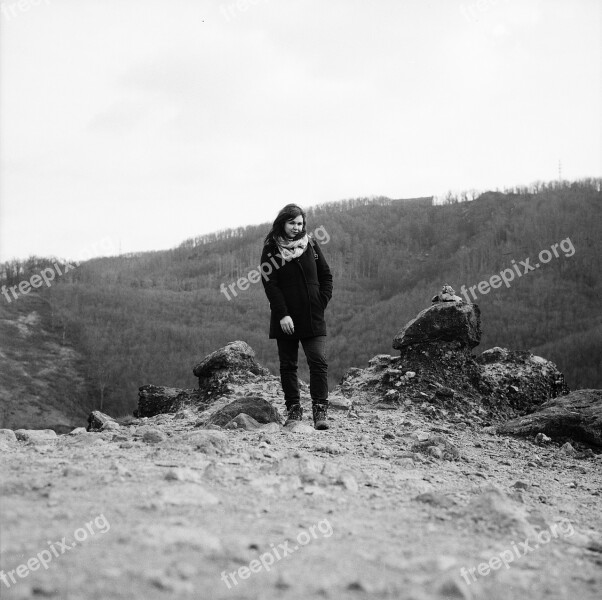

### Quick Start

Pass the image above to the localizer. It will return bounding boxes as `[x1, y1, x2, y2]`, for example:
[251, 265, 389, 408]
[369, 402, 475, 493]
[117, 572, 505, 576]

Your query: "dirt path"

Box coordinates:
[1, 394, 601, 600]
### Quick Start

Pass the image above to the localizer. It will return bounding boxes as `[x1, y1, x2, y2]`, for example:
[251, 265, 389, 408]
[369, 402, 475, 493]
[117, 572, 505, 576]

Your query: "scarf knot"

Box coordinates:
[274, 233, 309, 261]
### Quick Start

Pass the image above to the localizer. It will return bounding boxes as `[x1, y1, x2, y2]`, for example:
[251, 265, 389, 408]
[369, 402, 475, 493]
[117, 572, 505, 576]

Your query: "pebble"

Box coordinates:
[14, 429, 57, 443]
[142, 429, 165, 444]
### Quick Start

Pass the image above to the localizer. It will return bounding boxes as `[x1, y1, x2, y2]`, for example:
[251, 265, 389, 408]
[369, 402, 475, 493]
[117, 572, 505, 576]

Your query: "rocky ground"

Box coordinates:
[1, 373, 601, 600]
[2, 298, 601, 600]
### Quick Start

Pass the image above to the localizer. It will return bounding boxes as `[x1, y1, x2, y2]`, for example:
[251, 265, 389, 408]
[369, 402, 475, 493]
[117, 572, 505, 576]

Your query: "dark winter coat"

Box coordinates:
[260, 239, 333, 339]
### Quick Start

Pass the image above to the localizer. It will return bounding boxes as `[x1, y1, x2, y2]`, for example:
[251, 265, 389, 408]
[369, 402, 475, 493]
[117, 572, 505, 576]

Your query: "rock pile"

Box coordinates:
[136, 341, 277, 418]
[339, 287, 569, 423]
[127, 286, 576, 441]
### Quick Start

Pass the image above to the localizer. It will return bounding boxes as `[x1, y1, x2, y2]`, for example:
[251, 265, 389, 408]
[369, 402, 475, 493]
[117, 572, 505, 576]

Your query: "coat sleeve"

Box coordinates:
[313, 240, 333, 305]
[260, 244, 289, 321]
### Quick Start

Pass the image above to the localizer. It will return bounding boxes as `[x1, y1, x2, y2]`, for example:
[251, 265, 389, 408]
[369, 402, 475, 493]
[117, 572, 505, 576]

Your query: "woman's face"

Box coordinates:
[284, 215, 304, 239]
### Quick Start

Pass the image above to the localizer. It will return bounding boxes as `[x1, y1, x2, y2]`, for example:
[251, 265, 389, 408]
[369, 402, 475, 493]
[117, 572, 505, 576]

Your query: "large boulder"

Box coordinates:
[207, 396, 282, 427]
[193, 340, 268, 379]
[137, 386, 204, 418]
[192, 341, 270, 398]
[476, 347, 569, 413]
[497, 389, 602, 447]
[392, 301, 481, 351]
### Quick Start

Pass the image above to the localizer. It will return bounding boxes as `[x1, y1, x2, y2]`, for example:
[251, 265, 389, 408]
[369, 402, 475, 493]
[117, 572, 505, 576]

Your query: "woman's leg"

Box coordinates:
[276, 337, 301, 410]
[300, 335, 328, 405]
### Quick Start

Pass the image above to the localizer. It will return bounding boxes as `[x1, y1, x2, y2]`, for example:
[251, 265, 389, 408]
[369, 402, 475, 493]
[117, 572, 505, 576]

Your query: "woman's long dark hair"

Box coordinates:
[263, 204, 307, 246]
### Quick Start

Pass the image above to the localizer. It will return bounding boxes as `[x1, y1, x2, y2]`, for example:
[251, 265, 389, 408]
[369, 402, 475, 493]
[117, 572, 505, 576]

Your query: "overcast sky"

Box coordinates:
[1, 0, 600, 261]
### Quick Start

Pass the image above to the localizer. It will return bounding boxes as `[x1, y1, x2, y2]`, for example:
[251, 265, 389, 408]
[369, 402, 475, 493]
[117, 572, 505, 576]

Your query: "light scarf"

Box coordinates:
[274, 233, 309, 262]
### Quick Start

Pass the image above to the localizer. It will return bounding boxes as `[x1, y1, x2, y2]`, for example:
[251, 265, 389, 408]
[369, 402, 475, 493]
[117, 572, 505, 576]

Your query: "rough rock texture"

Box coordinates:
[476, 347, 569, 413]
[87, 410, 118, 432]
[224, 413, 262, 430]
[336, 297, 569, 424]
[2, 398, 600, 600]
[207, 396, 282, 427]
[392, 301, 481, 351]
[498, 389, 602, 447]
[137, 386, 205, 418]
[192, 340, 270, 395]
[137, 342, 280, 417]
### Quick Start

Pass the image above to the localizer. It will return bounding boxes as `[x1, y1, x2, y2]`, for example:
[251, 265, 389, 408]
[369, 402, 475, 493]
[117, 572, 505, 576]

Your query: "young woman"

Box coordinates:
[260, 204, 333, 430]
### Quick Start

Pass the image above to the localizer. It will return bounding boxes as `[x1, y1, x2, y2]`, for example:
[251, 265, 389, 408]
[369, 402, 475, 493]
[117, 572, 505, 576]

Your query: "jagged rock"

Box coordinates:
[476, 347, 569, 413]
[192, 341, 270, 397]
[392, 302, 481, 351]
[224, 413, 261, 430]
[497, 389, 601, 447]
[69, 427, 87, 435]
[87, 411, 118, 432]
[137, 386, 204, 418]
[14, 429, 57, 443]
[207, 396, 281, 427]
[559, 442, 577, 456]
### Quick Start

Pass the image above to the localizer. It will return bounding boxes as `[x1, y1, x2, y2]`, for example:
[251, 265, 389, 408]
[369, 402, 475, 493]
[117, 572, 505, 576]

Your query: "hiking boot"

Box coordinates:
[312, 403, 329, 430]
[284, 403, 303, 426]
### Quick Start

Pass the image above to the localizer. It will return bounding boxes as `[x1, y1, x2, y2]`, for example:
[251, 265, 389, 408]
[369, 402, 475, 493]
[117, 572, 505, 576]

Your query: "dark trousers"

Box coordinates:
[276, 335, 328, 409]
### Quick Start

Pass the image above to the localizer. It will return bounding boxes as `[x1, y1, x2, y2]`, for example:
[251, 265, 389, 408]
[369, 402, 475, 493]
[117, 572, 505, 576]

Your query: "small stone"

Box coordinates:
[63, 465, 87, 477]
[87, 410, 118, 432]
[142, 429, 165, 444]
[260, 422, 281, 433]
[427, 446, 444, 459]
[68, 427, 87, 435]
[339, 472, 359, 492]
[414, 492, 456, 508]
[149, 575, 194, 594]
[535, 432, 551, 445]
[559, 442, 577, 456]
[0, 429, 18, 445]
[284, 421, 315, 434]
[14, 429, 57, 443]
[512, 481, 529, 490]
[101, 421, 120, 432]
[224, 413, 261, 431]
[184, 430, 229, 454]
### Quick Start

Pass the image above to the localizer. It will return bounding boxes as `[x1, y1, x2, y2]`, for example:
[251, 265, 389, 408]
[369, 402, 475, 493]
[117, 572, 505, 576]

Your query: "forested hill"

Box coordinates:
[2, 179, 600, 418]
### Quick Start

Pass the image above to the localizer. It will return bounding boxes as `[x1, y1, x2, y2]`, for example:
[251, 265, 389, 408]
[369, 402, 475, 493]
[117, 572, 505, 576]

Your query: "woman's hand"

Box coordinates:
[280, 316, 295, 335]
